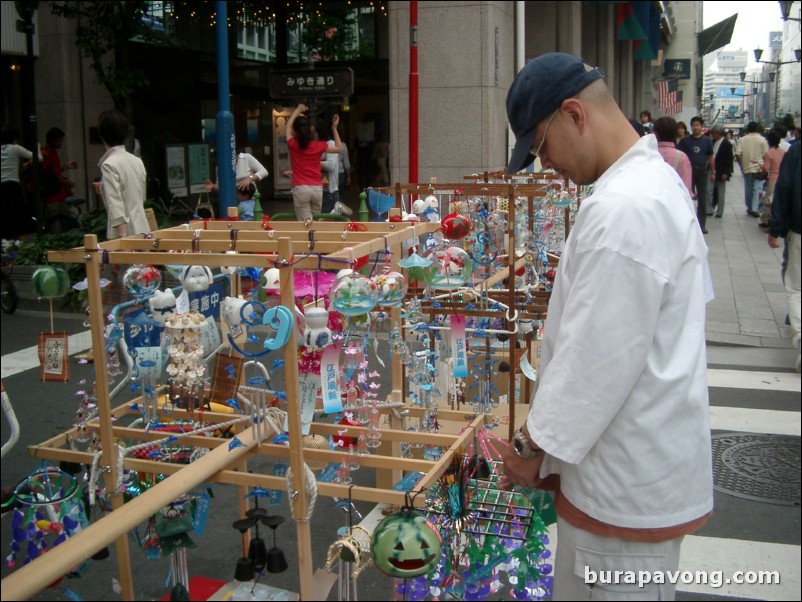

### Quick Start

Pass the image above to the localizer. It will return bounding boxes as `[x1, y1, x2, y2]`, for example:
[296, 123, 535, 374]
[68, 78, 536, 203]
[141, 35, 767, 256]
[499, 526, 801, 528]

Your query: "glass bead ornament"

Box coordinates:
[424, 245, 474, 290]
[371, 269, 408, 307]
[329, 273, 379, 316]
[122, 264, 161, 299]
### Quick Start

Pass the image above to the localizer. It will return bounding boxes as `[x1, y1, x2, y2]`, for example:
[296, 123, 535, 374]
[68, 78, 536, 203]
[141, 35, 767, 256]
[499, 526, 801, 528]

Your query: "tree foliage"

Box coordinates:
[49, 1, 174, 110]
[778, 113, 797, 131]
[301, 9, 359, 62]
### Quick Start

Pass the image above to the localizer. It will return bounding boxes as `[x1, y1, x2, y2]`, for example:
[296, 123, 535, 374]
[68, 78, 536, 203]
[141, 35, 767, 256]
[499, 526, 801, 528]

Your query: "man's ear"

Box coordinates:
[561, 98, 587, 133]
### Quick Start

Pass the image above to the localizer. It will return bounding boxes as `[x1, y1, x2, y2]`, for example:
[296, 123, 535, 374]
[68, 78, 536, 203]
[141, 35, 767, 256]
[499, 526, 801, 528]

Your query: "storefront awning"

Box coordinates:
[698, 14, 738, 56]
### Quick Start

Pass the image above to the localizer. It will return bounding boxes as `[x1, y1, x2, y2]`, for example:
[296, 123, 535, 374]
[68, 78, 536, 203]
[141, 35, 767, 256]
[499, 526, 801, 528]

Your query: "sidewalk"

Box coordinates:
[702, 170, 793, 351]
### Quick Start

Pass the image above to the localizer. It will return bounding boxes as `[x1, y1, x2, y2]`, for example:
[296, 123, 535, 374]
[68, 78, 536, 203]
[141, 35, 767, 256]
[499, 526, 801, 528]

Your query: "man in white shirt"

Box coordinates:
[502, 53, 713, 601]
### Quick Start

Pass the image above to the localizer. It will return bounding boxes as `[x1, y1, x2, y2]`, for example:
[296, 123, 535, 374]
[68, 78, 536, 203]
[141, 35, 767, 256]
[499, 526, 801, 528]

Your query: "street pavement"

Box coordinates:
[1, 170, 800, 601]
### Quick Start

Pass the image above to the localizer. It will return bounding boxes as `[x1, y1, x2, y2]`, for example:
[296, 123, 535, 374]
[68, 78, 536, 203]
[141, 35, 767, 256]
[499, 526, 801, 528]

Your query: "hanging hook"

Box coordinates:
[192, 230, 201, 253]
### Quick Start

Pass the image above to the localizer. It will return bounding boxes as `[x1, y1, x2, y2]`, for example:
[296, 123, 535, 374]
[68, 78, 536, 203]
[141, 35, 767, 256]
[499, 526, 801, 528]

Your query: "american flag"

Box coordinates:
[658, 78, 678, 110]
[666, 90, 683, 115]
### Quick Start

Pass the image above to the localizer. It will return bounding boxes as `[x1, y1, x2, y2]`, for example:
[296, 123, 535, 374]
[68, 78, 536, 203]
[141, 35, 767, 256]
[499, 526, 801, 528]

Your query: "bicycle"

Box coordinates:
[45, 197, 86, 234]
[0, 271, 17, 314]
[149, 178, 194, 219]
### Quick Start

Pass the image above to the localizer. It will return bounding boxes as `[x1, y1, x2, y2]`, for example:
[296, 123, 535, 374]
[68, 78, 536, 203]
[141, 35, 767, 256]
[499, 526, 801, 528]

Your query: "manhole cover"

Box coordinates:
[712, 433, 800, 506]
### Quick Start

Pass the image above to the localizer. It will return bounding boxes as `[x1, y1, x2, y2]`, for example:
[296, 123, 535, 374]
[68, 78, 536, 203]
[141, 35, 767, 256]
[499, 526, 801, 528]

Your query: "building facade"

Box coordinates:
[2, 1, 718, 204]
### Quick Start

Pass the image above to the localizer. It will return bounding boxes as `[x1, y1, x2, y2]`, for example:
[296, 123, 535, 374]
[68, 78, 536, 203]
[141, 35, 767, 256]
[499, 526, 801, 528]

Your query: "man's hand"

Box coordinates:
[332, 114, 340, 128]
[64, 160, 78, 170]
[296, 103, 308, 113]
[768, 234, 782, 249]
[498, 440, 545, 490]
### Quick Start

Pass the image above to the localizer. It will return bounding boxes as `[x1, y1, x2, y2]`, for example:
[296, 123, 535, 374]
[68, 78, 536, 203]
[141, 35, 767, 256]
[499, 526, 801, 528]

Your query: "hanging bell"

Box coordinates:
[248, 537, 268, 572]
[234, 557, 255, 582]
[265, 547, 288, 573]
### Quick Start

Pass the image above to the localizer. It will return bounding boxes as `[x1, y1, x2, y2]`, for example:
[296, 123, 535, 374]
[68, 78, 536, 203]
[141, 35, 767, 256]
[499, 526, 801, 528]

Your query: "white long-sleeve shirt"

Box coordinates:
[235, 152, 269, 181]
[1, 144, 35, 182]
[321, 139, 339, 194]
[530, 135, 714, 529]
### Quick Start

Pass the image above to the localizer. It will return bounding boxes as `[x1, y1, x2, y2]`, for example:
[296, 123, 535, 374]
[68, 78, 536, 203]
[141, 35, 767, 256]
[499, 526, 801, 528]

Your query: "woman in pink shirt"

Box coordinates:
[654, 117, 692, 196]
[759, 130, 786, 227]
[285, 104, 341, 222]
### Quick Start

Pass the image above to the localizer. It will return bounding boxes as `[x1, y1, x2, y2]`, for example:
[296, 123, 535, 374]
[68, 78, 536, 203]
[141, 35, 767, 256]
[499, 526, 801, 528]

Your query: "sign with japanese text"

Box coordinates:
[321, 344, 343, 414]
[269, 68, 354, 99]
[450, 315, 468, 378]
[187, 144, 209, 194]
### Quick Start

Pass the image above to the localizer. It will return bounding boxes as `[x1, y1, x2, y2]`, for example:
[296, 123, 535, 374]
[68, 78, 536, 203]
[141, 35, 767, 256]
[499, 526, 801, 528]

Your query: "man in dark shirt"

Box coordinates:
[709, 125, 734, 218]
[767, 140, 801, 372]
[678, 116, 715, 233]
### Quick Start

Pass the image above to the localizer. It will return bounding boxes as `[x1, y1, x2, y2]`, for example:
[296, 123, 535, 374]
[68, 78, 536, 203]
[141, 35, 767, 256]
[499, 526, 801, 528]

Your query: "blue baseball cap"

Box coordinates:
[507, 53, 604, 174]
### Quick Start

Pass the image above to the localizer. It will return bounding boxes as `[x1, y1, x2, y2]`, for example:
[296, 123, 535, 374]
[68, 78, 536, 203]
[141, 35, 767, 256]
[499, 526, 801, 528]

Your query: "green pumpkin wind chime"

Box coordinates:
[31, 265, 72, 382]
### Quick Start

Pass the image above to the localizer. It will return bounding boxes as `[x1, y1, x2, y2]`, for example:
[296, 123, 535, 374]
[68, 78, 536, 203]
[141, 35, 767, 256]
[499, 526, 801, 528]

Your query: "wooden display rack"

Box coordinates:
[2, 185, 565, 600]
[374, 181, 567, 432]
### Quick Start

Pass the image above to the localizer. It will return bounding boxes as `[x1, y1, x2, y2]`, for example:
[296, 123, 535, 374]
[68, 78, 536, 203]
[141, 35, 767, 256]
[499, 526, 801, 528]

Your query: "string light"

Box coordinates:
[162, 1, 386, 30]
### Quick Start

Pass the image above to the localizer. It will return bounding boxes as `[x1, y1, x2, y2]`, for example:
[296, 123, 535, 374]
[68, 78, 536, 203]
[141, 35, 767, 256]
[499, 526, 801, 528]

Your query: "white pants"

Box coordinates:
[553, 517, 683, 601]
[291, 185, 322, 221]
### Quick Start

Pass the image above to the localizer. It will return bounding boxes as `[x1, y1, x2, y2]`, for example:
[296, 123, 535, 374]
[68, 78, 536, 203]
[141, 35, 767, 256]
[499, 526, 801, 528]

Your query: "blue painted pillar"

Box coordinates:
[215, 1, 236, 216]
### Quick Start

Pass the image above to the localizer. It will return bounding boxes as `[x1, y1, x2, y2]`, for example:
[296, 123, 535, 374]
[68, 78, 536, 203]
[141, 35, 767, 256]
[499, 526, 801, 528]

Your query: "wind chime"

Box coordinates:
[31, 265, 72, 383]
[5, 463, 88, 569]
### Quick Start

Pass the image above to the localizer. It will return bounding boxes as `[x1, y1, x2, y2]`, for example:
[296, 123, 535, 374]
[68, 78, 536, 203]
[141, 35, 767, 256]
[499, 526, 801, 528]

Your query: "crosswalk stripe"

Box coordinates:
[0, 330, 93, 379]
[679, 534, 801, 600]
[710, 406, 801, 436]
[707, 368, 801, 393]
[546, 520, 801, 601]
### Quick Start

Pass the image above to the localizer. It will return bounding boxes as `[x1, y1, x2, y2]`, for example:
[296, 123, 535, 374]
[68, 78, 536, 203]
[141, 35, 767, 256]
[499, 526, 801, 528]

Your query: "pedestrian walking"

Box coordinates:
[677, 116, 715, 233]
[767, 139, 801, 372]
[709, 125, 734, 219]
[739, 122, 769, 218]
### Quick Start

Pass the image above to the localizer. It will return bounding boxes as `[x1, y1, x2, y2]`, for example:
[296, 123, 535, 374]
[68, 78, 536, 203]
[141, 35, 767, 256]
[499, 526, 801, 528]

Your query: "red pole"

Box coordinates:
[409, 2, 419, 183]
